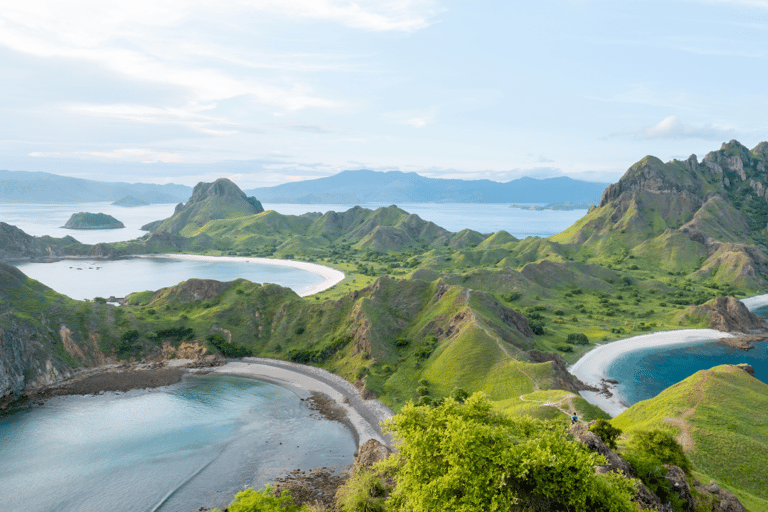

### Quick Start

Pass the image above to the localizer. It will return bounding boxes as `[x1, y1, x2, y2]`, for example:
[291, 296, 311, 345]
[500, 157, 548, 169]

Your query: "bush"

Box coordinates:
[213, 486, 307, 512]
[589, 419, 622, 450]
[629, 429, 690, 474]
[529, 321, 545, 335]
[336, 468, 387, 512]
[566, 333, 589, 345]
[380, 394, 637, 511]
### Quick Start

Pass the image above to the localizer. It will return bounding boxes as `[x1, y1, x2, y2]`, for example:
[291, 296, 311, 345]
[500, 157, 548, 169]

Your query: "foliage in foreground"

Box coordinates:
[377, 393, 638, 512]
[211, 485, 310, 512]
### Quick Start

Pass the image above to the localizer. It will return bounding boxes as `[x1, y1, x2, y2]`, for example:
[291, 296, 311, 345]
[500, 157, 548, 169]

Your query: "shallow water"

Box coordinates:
[13, 256, 325, 300]
[0, 374, 356, 512]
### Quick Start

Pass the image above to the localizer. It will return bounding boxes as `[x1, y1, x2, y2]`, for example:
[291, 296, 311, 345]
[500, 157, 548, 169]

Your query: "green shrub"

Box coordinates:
[335, 468, 388, 512]
[629, 429, 690, 474]
[213, 486, 307, 512]
[589, 419, 622, 450]
[566, 333, 589, 345]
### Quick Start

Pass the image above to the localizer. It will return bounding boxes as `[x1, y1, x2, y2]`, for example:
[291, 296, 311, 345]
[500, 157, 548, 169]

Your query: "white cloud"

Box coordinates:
[64, 103, 242, 135]
[0, 1, 425, 116]
[30, 148, 187, 163]
[385, 108, 438, 128]
[639, 115, 737, 140]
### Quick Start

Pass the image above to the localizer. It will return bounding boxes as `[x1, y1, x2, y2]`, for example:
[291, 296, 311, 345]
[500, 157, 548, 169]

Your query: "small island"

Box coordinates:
[63, 212, 125, 230]
[112, 195, 149, 207]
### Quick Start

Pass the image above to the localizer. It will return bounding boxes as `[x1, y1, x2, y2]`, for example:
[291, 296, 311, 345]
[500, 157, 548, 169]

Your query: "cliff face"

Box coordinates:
[0, 264, 103, 403]
[0, 321, 74, 401]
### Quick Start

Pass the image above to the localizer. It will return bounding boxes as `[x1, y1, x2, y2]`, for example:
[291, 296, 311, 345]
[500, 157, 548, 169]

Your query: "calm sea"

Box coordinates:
[605, 341, 768, 406]
[14, 257, 325, 300]
[0, 374, 355, 512]
[0, 201, 588, 244]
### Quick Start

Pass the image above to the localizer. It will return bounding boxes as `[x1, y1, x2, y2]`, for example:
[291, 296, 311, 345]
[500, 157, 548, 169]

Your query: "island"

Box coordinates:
[112, 195, 149, 207]
[63, 212, 125, 230]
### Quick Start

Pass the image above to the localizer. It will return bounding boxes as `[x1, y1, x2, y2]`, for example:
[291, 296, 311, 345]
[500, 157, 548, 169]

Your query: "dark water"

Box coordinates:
[0, 375, 355, 512]
[606, 303, 768, 406]
[605, 340, 768, 406]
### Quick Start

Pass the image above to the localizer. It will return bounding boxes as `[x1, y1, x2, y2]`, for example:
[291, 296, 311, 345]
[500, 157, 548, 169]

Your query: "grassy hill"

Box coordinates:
[612, 364, 768, 510]
[552, 140, 768, 290]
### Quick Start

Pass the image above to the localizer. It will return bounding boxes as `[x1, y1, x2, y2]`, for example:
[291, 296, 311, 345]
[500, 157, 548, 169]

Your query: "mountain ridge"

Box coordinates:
[245, 169, 610, 204]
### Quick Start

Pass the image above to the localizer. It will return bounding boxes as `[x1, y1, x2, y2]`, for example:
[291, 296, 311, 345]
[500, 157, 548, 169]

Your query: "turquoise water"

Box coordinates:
[605, 341, 768, 406]
[14, 257, 325, 300]
[0, 374, 356, 512]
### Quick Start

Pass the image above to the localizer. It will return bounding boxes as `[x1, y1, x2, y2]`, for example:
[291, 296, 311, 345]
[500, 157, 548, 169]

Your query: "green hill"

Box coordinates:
[154, 178, 265, 235]
[612, 364, 768, 510]
[552, 140, 768, 290]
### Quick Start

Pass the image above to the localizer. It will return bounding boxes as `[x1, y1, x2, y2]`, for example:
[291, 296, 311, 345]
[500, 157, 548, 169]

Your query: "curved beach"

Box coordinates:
[569, 329, 732, 417]
[143, 254, 345, 297]
[212, 358, 394, 448]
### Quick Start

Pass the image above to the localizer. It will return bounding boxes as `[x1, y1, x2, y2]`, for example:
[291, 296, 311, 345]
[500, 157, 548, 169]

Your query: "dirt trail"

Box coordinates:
[663, 369, 710, 452]
[471, 313, 540, 391]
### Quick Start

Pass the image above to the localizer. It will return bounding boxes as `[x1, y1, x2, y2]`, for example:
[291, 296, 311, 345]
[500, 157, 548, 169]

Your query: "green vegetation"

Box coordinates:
[212, 486, 312, 512]
[350, 393, 638, 511]
[613, 365, 768, 509]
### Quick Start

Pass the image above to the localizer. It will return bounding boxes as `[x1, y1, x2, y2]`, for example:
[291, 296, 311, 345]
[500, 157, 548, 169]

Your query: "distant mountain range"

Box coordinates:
[0, 169, 609, 205]
[245, 170, 610, 204]
[0, 170, 192, 204]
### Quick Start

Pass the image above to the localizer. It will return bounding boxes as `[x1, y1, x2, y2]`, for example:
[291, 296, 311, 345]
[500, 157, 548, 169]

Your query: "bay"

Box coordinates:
[13, 256, 326, 301]
[605, 341, 768, 406]
[0, 374, 356, 512]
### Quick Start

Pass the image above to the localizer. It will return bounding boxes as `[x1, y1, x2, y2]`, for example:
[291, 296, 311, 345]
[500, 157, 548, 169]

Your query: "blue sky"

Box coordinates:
[1, 0, 766, 188]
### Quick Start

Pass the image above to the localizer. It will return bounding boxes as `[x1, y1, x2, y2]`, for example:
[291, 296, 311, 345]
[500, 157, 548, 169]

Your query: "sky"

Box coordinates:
[1, 0, 767, 189]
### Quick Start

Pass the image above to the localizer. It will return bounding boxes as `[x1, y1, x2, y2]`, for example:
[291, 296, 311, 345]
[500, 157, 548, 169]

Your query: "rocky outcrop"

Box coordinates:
[693, 481, 748, 512]
[0, 321, 76, 404]
[663, 465, 695, 512]
[63, 212, 125, 230]
[689, 296, 768, 333]
[569, 422, 669, 510]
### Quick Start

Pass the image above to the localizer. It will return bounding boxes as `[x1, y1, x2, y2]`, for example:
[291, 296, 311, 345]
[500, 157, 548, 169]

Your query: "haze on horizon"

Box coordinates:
[1, 0, 765, 190]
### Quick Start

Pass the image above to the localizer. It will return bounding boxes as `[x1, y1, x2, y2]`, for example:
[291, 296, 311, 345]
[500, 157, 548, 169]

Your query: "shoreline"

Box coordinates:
[212, 358, 394, 448]
[136, 254, 345, 297]
[568, 329, 732, 417]
[6, 357, 393, 450]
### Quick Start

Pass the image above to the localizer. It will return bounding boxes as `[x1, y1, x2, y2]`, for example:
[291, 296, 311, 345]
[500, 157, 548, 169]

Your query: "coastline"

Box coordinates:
[568, 329, 732, 417]
[139, 254, 345, 297]
[212, 358, 394, 448]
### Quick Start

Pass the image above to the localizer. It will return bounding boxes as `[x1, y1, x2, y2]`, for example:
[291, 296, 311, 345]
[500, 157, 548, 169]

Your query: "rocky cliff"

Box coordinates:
[554, 140, 768, 289]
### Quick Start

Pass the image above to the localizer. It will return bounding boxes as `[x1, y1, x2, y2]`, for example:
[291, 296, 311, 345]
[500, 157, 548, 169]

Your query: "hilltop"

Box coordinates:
[553, 140, 768, 289]
[245, 169, 609, 204]
[152, 178, 264, 235]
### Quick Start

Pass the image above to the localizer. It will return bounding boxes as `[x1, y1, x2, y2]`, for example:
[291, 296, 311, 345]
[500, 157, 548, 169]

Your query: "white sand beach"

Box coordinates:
[211, 358, 394, 448]
[569, 329, 732, 417]
[142, 254, 345, 297]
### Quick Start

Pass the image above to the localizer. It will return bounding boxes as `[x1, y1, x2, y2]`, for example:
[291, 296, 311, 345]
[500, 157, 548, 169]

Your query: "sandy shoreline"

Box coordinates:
[568, 329, 733, 417]
[139, 254, 345, 297]
[212, 358, 394, 448]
